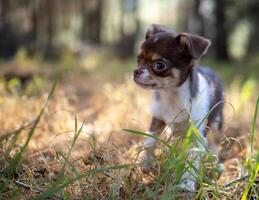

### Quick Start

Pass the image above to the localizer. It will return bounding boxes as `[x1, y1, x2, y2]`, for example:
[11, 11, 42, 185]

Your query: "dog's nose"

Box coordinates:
[134, 68, 144, 76]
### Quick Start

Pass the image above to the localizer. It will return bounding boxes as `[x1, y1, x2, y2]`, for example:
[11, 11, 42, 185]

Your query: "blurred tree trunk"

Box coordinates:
[187, 0, 205, 35]
[0, 0, 20, 57]
[246, 1, 259, 56]
[0, 0, 10, 23]
[25, 0, 41, 54]
[30, 1, 39, 44]
[116, 0, 140, 58]
[247, 25, 259, 55]
[215, 0, 229, 60]
[193, 0, 205, 35]
[81, 0, 104, 44]
[27, 0, 50, 55]
[46, 0, 55, 53]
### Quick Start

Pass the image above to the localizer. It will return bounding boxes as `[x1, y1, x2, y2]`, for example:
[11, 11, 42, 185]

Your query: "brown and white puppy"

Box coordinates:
[133, 24, 224, 192]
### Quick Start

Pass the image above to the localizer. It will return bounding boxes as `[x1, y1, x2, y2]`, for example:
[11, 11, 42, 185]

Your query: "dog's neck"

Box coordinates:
[151, 78, 191, 124]
[151, 67, 202, 125]
[155, 67, 198, 100]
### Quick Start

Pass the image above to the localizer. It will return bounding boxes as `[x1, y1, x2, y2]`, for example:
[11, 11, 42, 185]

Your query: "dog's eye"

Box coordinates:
[153, 61, 166, 71]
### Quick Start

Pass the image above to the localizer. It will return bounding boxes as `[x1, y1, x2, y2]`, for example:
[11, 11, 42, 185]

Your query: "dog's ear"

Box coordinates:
[145, 24, 174, 40]
[175, 33, 211, 59]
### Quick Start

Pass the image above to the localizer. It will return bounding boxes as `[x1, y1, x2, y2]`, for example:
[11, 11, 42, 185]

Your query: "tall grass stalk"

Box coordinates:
[123, 129, 171, 148]
[61, 116, 84, 172]
[242, 96, 259, 200]
[250, 96, 259, 156]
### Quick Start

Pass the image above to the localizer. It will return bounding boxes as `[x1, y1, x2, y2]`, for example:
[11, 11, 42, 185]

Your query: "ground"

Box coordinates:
[0, 49, 258, 199]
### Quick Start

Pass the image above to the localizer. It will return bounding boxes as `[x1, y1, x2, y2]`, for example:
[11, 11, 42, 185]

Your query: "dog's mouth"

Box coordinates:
[134, 80, 157, 88]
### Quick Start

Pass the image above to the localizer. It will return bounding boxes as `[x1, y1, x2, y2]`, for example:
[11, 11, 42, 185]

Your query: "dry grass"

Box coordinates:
[0, 52, 258, 199]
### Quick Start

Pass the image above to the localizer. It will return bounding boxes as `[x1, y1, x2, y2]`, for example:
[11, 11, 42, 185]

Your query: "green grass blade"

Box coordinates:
[250, 96, 259, 156]
[61, 119, 84, 172]
[181, 125, 194, 151]
[241, 162, 259, 200]
[123, 128, 171, 148]
[181, 124, 207, 151]
[242, 96, 259, 200]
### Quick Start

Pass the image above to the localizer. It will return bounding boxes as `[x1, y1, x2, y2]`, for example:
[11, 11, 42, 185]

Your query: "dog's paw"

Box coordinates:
[138, 150, 155, 173]
[179, 178, 196, 193]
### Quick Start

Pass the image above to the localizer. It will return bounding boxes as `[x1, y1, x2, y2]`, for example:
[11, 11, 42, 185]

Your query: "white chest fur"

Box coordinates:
[151, 73, 210, 132]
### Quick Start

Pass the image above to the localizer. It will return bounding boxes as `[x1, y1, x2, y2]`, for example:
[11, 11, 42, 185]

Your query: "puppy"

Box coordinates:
[133, 24, 224, 192]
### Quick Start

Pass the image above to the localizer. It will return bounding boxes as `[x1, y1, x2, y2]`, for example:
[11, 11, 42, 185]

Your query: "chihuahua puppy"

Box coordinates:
[133, 24, 224, 192]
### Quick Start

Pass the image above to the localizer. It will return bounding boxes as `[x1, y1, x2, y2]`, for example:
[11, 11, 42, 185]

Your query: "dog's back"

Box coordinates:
[197, 66, 224, 131]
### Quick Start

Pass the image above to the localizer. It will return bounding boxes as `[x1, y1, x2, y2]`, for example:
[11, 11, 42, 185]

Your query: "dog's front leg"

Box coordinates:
[180, 148, 202, 193]
[180, 127, 207, 192]
[139, 117, 165, 164]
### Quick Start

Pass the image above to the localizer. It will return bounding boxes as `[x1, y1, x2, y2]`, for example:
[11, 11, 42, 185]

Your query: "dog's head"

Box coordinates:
[133, 24, 211, 89]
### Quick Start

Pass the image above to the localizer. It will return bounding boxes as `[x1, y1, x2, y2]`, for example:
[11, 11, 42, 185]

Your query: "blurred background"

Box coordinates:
[1, 0, 259, 60]
[0, 1, 258, 198]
